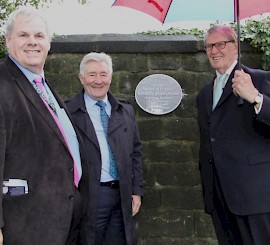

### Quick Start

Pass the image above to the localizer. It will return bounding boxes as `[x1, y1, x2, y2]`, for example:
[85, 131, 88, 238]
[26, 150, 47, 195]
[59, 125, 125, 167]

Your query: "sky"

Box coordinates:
[42, 0, 221, 35]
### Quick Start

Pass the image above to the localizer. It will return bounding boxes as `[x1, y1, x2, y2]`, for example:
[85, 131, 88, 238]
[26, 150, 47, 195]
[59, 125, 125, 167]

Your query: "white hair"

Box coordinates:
[5, 6, 50, 38]
[80, 52, 113, 76]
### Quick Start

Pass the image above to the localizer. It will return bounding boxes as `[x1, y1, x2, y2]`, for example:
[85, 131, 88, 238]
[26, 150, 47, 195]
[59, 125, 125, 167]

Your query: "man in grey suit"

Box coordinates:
[66, 52, 143, 245]
[197, 25, 270, 244]
[0, 6, 88, 244]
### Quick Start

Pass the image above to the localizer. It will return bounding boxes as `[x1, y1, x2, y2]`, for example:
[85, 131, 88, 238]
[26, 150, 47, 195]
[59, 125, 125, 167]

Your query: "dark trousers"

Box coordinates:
[94, 186, 125, 245]
[212, 171, 270, 245]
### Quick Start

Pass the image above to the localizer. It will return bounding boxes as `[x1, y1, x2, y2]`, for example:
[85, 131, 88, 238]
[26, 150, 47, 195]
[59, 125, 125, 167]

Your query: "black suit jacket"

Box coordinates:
[66, 90, 143, 245]
[197, 64, 270, 215]
[0, 56, 88, 244]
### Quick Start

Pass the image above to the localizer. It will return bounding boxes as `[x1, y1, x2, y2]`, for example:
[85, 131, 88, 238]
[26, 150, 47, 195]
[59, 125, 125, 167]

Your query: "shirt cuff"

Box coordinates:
[255, 94, 263, 114]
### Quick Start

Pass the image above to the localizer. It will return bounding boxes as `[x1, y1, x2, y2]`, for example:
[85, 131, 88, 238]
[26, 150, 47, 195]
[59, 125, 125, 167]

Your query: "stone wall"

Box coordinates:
[46, 34, 262, 245]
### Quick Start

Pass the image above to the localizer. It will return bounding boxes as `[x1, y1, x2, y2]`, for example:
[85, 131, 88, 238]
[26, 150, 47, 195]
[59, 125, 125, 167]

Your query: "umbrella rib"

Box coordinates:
[148, 0, 163, 12]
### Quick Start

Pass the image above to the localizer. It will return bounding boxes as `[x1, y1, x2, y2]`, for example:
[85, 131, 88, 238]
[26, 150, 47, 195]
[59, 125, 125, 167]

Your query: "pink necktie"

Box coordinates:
[34, 77, 79, 187]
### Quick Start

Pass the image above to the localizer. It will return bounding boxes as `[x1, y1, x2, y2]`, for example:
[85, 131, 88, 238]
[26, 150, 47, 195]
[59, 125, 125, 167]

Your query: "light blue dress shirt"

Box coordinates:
[84, 92, 114, 182]
[9, 55, 82, 180]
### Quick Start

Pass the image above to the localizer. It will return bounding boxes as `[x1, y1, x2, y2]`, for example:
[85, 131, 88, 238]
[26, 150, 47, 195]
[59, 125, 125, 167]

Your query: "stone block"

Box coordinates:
[112, 54, 148, 73]
[174, 93, 198, 119]
[137, 209, 195, 238]
[155, 162, 201, 186]
[138, 119, 164, 141]
[180, 53, 212, 73]
[142, 142, 193, 163]
[194, 211, 216, 238]
[142, 162, 156, 186]
[160, 186, 204, 209]
[164, 118, 199, 141]
[149, 54, 182, 70]
[141, 187, 161, 208]
[138, 237, 218, 245]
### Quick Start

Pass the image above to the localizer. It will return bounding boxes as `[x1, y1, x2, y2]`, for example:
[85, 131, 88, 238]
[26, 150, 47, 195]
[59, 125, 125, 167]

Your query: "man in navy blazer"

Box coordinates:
[66, 52, 143, 245]
[0, 6, 88, 244]
[197, 25, 270, 244]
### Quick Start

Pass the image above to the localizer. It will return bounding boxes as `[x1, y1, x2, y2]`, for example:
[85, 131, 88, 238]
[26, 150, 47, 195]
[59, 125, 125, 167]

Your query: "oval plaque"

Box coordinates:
[135, 74, 182, 115]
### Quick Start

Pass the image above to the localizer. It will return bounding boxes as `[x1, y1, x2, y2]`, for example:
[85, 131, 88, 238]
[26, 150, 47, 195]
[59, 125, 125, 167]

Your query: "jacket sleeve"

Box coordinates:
[128, 105, 144, 197]
[254, 70, 270, 125]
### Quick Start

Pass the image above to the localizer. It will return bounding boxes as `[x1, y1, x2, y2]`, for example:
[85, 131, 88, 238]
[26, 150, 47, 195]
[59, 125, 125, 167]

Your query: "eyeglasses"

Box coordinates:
[204, 40, 235, 51]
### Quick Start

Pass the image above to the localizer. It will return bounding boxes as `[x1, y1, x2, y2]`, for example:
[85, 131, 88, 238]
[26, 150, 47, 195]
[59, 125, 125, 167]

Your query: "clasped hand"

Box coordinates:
[232, 70, 258, 103]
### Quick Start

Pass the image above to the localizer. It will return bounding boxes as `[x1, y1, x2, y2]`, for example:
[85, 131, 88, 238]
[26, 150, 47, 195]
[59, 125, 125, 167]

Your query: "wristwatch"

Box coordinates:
[252, 93, 263, 106]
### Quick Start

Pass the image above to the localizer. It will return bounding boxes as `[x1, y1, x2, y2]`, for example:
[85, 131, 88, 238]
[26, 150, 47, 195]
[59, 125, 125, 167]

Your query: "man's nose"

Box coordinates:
[95, 75, 103, 82]
[28, 36, 38, 44]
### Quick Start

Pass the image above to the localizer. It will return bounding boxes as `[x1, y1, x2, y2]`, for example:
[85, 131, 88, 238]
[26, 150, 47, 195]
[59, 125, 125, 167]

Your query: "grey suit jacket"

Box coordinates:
[0, 56, 88, 244]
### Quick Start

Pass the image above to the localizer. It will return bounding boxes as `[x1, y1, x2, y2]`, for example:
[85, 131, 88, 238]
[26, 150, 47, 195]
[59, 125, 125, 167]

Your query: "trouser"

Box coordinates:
[94, 185, 125, 245]
[212, 171, 270, 245]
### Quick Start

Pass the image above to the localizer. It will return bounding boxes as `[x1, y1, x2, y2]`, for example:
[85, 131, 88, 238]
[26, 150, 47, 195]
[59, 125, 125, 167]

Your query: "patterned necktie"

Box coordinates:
[34, 77, 57, 115]
[212, 73, 228, 110]
[96, 101, 119, 180]
[34, 77, 80, 187]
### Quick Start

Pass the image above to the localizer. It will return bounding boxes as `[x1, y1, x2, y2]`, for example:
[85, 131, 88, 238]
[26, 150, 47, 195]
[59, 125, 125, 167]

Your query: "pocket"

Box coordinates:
[248, 150, 270, 165]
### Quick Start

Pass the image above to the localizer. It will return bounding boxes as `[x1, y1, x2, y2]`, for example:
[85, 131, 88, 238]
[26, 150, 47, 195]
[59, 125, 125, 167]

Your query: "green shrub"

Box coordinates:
[142, 18, 270, 70]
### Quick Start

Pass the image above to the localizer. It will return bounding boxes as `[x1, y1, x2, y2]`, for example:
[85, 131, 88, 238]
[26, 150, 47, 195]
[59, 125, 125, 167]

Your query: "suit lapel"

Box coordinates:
[6, 58, 69, 150]
[108, 113, 125, 135]
[75, 111, 100, 150]
[67, 92, 100, 150]
[203, 79, 214, 117]
[216, 71, 235, 109]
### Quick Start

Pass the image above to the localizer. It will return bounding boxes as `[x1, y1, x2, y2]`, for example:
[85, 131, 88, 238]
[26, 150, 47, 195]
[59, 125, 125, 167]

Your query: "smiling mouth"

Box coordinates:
[212, 56, 223, 61]
[25, 50, 40, 54]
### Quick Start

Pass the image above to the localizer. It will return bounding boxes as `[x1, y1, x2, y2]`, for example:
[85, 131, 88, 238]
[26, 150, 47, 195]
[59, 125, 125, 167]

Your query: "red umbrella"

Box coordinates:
[112, 0, 270, 24]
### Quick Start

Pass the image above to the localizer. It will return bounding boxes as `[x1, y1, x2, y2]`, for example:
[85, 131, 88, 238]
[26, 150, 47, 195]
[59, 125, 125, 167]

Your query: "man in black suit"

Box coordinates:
[197, 25, 270, 244]
[66, 52, 143, 245]
[0, 6, 88, 244]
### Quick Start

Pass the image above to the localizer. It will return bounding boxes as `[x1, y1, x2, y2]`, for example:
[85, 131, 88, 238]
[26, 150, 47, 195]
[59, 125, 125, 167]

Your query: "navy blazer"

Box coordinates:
[66, 90, 143, 245]
[197, 64, 270, 215]
[0, 56, 88, 244]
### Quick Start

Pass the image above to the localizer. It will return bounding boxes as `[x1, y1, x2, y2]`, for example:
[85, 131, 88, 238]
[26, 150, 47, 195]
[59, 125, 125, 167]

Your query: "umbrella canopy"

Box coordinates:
[112, 0, 270, 24]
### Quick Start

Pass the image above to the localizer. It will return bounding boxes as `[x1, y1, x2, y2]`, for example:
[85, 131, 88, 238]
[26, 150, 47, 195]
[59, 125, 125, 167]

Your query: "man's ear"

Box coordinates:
[79, 74, 84, 85]
[5, 36, 11, 50]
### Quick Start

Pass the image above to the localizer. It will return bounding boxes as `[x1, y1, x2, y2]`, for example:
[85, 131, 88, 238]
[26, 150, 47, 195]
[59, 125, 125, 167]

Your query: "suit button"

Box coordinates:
[210, 138, 215, 142]
[69, 167, 74, 171]
[69, 195, 74, 200]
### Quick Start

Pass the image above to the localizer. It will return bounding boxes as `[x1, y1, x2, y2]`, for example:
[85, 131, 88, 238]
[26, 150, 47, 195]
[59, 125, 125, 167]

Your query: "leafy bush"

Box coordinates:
[238, 17, 270, 70]
[0, 35, 5, 58]
[141, 18, 270, 70]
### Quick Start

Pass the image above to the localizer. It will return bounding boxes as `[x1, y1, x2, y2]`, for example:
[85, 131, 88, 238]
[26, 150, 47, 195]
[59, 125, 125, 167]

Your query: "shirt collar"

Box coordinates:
[9, 55, 45, 82]
[83, 92, 109, 108]
[215, 60, 237, 78]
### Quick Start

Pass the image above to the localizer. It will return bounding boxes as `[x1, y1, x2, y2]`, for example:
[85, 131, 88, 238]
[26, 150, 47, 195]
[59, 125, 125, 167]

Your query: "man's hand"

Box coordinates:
[0, 228, 3, 245]
[232, 70, 259, 104]
[132, 195, 141, 216]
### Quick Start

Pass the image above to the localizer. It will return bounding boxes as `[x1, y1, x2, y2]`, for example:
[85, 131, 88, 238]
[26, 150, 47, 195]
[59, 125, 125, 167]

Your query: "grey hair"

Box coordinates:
[5, 6, 50, 38]
[204, 25, 238, 45]
[80, 52, 113, 76]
